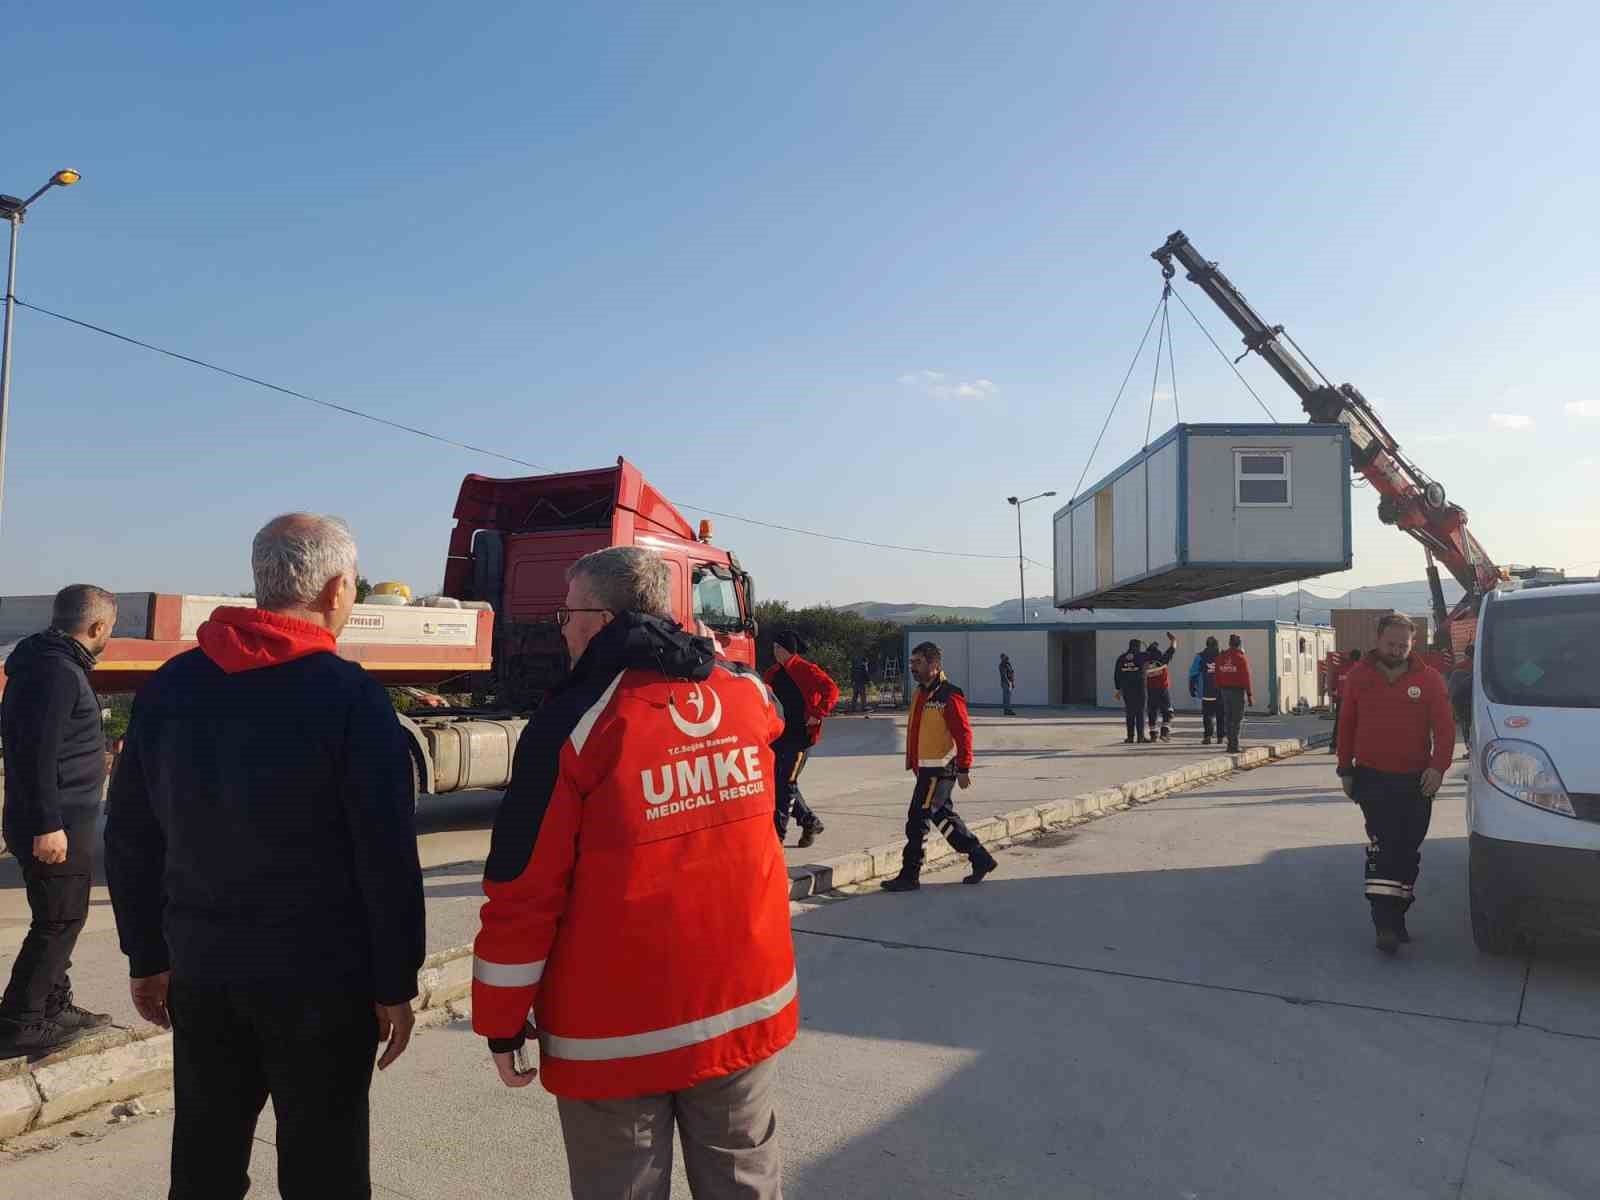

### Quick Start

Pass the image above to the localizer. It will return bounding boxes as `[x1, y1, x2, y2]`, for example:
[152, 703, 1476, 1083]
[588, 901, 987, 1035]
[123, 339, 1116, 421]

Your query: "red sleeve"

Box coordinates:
[1337, 676, 1360, 772]
[944, 691, 974, 772]
[1427, 673, 1456, 773]
[797, 659, 840, 721]
[473, 742, 582, 1042]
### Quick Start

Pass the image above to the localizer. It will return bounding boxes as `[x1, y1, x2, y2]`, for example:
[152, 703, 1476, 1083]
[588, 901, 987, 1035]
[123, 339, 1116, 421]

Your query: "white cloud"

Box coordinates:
[898, 370, 998, 401]
[1489, 413, 1534, 432]
[1565, 400, 1600, 420]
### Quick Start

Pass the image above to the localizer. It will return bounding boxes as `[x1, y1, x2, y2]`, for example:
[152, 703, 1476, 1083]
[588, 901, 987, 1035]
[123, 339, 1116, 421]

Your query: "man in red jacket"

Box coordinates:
[1215, 634, 1254, 753]
[1336, 613, 1456, 955]
[765, 630, 840, 848]
[474, 547, 796, 1198]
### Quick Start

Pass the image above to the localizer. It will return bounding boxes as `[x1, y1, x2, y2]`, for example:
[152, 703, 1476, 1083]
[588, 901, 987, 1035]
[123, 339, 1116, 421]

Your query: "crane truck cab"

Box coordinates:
[1466, 577, 1600, 953]
[441, 457, 757, 710]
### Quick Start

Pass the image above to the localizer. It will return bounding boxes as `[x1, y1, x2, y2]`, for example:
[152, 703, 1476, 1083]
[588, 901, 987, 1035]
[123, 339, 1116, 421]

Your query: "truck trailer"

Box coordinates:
[0, 458, 758, 805]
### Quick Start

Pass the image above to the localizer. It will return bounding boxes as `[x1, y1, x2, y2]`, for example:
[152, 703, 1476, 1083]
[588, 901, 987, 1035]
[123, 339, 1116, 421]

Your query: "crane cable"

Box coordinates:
[1069, 290, 1166, 503]
[1165, 286, 1281, 422]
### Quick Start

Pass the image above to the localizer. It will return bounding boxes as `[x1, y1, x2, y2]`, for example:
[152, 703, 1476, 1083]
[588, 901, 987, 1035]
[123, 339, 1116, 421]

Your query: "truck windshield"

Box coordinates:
[1482, 594, 1600, 710]
[692, 570, 743, 630]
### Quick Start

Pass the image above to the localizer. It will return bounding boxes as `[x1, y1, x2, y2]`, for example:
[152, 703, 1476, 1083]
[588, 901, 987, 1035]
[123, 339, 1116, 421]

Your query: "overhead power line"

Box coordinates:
[16, 298, 1027, 563]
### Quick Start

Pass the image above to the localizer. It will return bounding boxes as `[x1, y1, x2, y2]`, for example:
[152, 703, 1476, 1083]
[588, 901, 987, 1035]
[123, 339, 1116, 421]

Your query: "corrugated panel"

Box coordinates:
[1147, 439, 1179, 572]
[1053, 509, 1075, 605]
[1112, 465, 1147, 586]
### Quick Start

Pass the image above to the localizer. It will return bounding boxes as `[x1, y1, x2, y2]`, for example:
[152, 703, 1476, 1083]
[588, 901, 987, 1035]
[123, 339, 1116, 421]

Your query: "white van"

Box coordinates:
[1467, 578, 1600, 953]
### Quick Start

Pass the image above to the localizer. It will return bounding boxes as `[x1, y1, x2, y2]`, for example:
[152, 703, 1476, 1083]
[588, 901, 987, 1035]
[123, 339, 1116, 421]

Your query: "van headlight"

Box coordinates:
[1482, 739, 1575, 818]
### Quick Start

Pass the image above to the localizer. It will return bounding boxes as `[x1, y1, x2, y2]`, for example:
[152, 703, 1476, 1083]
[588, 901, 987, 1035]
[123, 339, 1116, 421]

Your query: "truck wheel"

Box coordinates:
[1469, 870, 1524, 956]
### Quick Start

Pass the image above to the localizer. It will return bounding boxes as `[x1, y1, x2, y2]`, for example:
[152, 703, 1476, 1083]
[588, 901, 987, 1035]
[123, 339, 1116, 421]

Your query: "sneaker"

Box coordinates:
[880, 875, 920, 893]
[0, 1016, 88, 1056]
[797, 822, 823, 849]
[49, 1003, 112, 1033]
[963, 851, 998, 886]
[1375, 927, 1400, 956]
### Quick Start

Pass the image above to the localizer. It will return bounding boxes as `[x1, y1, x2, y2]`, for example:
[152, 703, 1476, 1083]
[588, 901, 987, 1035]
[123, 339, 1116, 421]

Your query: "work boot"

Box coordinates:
[797, 821, 824, 850]
[48, 1001, 112, 1034]
[963, 850, 998, 886]
[1375, 927, 1400, 956]
[1202, 737, 1212, 746]
[1396, 915, 1412, 944]
[880, 874, 920, 893]
[0, 1015, 88, 1057]
[1160, 726, 1171, 742]
[1123, 737, 1135, 745]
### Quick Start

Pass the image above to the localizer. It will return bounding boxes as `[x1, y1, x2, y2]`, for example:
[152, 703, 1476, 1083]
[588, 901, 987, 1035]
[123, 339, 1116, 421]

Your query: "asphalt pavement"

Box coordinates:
[0, 707, 1326, 1030]
[5, 747, 1599, 1197]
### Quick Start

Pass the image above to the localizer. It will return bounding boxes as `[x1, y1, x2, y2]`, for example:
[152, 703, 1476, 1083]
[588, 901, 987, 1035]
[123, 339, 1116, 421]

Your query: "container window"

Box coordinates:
[1235, 450, 1291, 506]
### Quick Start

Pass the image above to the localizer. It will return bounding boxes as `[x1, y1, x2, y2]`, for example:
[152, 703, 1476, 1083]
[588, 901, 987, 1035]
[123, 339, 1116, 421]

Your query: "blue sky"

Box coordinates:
[2, 2, 1596, 608]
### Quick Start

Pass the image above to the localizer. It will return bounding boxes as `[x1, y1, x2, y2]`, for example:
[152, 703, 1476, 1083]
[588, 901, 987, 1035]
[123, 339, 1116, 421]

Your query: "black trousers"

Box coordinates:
[1146, 687, 1173, 733]
[168, 977, 378, 1200]
[851, 683, 868, 711]
[1354, 768, 1435, 931]
[0, 816, 96, 1024]
[1121, 690, 1146, 740]
[1200, 698, 1219, 741]
[899, 769, 984, 877]
[772, 746, 818, 839]
[1220, 687, 1248, 749]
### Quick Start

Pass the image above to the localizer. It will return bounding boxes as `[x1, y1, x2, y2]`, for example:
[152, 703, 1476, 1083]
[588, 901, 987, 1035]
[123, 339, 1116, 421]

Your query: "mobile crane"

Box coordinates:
[1151, 231, 1554, 653]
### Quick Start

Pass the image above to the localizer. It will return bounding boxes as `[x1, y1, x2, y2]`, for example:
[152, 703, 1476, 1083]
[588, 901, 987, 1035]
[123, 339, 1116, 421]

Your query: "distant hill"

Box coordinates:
[842, 578, 1466, 627]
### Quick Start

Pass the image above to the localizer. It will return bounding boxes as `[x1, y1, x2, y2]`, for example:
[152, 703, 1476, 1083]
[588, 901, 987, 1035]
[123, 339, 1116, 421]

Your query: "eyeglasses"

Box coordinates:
[555, 606, 612, 628]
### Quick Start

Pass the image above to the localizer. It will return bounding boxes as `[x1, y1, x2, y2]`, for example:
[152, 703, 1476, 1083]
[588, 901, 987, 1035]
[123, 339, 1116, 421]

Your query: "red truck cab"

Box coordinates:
[442, 457, 756, 708]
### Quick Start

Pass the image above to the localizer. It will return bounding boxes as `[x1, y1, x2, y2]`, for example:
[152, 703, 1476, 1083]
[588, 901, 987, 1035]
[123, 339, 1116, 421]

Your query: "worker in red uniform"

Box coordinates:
[765, 630, 840, 848]
[1215, 634, 1254, 753]
[880, 641, 998, 893]
[474, 546, 796, 1197]
[1336, 613, 1455, 956]
[1142, 633, 1178, 742]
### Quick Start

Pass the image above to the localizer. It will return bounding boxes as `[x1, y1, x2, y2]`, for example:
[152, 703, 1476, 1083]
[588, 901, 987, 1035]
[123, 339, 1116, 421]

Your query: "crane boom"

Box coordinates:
[1151, 231, 1503, 647]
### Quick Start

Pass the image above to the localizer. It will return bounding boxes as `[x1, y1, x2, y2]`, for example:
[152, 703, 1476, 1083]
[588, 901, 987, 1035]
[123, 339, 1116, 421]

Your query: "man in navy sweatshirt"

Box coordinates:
[105, 514, 425, 1199]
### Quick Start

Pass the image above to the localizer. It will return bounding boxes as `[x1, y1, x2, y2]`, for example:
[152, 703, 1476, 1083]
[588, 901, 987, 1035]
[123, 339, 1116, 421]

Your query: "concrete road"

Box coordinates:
[6, 750, 1599, 1197]
[0, 708, 1325, 1030]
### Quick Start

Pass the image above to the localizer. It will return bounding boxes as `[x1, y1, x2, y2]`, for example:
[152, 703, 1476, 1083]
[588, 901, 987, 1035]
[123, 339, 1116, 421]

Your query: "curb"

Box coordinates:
[0, 732, 1328, 1140]
[783, 733, 1327, 901]
[0, 944, 479, 1142]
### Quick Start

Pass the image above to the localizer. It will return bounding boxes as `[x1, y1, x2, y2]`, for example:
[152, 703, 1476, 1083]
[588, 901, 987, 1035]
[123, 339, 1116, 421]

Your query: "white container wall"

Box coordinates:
[1054, 424, 1352, 609]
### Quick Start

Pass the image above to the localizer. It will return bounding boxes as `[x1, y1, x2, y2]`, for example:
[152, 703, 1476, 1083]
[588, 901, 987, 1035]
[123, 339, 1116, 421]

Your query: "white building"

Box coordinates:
[902, 620, 1335, 715]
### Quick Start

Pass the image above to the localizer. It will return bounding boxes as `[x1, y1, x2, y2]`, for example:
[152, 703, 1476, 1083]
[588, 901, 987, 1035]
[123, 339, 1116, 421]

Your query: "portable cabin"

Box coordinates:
[1053, 423, 1351, 610]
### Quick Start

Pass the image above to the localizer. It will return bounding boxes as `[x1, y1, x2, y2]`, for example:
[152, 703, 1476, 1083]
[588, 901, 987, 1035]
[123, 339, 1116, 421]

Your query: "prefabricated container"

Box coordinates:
[1053, 423, 1352, 609]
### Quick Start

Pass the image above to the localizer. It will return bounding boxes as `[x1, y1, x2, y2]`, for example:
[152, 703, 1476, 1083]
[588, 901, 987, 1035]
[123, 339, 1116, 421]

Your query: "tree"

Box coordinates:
[356, 576, 373, 603]
[754, 601, 904, 687]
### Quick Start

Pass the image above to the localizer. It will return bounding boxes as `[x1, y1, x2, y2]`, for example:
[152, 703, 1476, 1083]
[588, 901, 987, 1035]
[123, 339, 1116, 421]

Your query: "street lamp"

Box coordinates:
[1006, 490, 1056, 624]
[0, 169, 81, 534]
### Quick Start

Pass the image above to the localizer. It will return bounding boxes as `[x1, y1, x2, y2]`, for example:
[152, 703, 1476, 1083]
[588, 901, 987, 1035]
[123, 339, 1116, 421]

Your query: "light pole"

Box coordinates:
[0, 169, 81, 534]
[1006, 490, 1056, 624]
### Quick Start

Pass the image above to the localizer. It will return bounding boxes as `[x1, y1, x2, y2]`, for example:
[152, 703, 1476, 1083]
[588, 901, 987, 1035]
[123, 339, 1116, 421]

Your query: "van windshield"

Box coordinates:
[1482, 594, 1600, 710]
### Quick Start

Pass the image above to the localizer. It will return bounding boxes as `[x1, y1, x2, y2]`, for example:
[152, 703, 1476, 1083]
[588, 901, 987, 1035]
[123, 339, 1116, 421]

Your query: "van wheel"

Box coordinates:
[1469, 874, 1524, 956]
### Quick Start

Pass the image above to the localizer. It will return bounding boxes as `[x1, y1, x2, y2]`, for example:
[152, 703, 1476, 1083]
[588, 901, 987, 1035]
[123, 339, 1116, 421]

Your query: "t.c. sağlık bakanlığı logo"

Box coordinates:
[667, 682, 722, 738]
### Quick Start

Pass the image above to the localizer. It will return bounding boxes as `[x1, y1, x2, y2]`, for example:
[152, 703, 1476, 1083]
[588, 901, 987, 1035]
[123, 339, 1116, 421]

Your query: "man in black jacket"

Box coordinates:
[1113, 638, 1147, 744]
[0, 585, 119, 1054]
[104, 514, 425, 1200]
